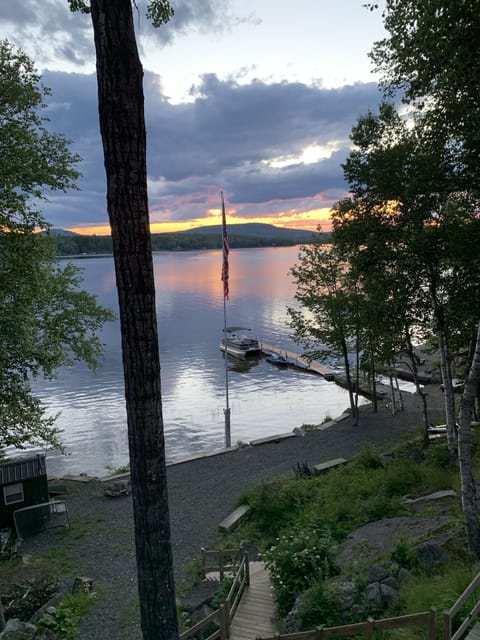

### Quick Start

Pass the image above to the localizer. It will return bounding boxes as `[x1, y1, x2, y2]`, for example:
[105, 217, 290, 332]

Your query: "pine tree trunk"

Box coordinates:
[458, 320, 480, 558]
[90, 2, 178, 638]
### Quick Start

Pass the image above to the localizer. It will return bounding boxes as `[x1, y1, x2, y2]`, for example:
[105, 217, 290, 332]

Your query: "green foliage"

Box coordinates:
[397, 563, 480, 627]
[232, 435, 472, 630]
[37, 592, 93, 639]
[262, 525, 338, 616]
[243, 476, 317, 542]
[391, 536, 420, 573]
[0, 40, 80, 230]
[0, 42, 114, 451]
[423, 443, 452, 469]
[0, 232, 114, 450]
[355, 444, 384, 470]
[51, 228, 320, 256]
[182, 555, 206, 589]
[211, 577, 234, 610]
[146, 1, 175, 27]
[297, 580, 342, 630]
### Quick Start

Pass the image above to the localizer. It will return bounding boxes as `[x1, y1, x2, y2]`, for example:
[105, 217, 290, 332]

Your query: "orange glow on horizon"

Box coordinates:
[66, 207, 332, 236]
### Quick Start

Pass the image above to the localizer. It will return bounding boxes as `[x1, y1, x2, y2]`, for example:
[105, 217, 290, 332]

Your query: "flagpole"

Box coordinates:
[221, 192, 231, 448]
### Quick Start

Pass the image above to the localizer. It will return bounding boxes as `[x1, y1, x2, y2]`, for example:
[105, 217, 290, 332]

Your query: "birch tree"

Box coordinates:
[288, 243, 361, 423]
[371, 0, 480, 556]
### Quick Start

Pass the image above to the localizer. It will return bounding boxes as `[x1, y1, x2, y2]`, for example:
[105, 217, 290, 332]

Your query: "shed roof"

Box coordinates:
[0, 454, 46, 485]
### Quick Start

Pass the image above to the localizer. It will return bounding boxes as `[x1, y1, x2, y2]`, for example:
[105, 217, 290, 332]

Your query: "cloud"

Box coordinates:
[1, 0, 255, 71]
[36, 67, 382, 228]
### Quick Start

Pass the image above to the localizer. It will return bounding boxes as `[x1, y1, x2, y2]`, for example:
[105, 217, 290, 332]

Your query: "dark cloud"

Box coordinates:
[1, 0, 254, 70]
[1, 0, 94, 69]
[36, 69, 382, 228]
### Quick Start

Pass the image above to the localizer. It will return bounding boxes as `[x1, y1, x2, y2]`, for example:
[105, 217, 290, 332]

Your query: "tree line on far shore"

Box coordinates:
[51, 230, 329, 256]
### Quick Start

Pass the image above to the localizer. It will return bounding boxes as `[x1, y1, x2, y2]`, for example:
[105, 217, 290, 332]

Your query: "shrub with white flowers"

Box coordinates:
[262, 525, 338, 615]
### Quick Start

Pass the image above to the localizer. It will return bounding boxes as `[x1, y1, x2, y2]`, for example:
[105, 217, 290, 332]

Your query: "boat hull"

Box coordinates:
[220, 342, 262, 359]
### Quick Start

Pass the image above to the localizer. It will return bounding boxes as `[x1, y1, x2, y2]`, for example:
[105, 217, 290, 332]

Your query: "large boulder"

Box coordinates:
[0, 619, 36, 639]
[336, 516, 454, 570]
[414, 542, 450, 571]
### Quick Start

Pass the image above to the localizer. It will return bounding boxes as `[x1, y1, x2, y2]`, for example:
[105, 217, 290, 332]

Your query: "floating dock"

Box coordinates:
[261, 342, 335, 381]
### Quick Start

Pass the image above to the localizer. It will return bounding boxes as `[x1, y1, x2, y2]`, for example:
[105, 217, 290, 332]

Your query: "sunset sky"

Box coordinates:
[2, 1, 387, 235]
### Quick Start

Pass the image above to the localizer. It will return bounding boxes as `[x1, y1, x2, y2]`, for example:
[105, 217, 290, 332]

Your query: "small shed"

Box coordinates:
[0, 454, 48, 529]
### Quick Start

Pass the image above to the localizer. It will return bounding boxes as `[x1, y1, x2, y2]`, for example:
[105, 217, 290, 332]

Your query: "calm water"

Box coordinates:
[25, 246, 356, 477]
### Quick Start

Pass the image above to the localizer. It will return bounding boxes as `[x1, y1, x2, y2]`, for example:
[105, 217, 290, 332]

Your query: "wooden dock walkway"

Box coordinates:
[262, 342, 335, 380]
[230, 562, 277, 640]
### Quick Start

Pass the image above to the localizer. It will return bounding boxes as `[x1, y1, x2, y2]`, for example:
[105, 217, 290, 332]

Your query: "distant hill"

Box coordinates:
[50, 222, 328, 256]
[182, 223, 320, 242]
[39, 228, 79, 237]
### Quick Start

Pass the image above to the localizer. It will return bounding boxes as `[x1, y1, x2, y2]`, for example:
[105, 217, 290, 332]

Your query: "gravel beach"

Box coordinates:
[21, 382, 446, 640]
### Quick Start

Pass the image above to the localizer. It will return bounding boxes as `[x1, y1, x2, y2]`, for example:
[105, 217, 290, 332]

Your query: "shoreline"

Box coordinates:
[21, 382, 445, 640]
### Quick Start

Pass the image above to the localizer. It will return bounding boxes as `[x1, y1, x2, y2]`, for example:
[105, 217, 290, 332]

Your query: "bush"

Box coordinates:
[262, 525, 338, 616]
[243, 476, 317, 541]
[37, 593, 93, 639]
[383, 460, 424, 497]
[298, 580, 342, 629]
[398, 563, 480, 625]
[355, 444, 384, 470]
[423, 443, 452, 469]
[391, 536, 420, 573]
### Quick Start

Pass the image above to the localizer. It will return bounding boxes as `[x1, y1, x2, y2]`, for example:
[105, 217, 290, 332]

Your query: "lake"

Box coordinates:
[27, 246, 357, 477]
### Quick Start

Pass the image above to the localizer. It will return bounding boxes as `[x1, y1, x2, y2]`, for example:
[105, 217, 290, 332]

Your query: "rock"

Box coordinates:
[414, 542, 449, 571]
[398, 567, 414, 582]
[189, 604, 217, 628]
[283, 594, 304, 634]
[364, 582, 399, 613]
[404, 489, 457, 504]
[379, 583, 399, 609]
[381, 576, 399, 590]
[181, 581, 220, 613]
[367, 564, 389, 583]
[336, 516, 454, 570]
[0, 619, 36, 639]
[337, 580, 355, 612]
[364, 582, 383, 611]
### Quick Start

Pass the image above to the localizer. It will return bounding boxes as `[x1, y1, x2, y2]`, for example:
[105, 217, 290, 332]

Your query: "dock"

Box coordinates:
[261, 342, 335, 380]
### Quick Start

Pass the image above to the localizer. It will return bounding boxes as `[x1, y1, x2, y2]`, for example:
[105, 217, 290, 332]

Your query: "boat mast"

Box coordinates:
[221, 192, 231, 448]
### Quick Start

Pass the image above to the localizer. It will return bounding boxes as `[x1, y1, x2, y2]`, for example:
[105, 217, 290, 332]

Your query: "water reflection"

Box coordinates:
[25, 247, 362, 477]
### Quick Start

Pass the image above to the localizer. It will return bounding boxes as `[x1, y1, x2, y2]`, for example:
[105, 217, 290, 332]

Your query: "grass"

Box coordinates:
[226, 436, 480, 636]
[37, 592, 95, 639]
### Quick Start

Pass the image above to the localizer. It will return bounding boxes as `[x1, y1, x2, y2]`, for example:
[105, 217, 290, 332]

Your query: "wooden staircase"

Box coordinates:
[229, 562, 277, 640]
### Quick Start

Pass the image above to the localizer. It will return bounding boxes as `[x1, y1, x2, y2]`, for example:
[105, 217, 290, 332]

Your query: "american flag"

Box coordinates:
[221, 192, 229, 300]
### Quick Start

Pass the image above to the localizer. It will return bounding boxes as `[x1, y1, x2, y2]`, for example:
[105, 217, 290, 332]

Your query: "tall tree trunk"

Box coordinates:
[405, 330, 430, 445]
[458, 320, 480, 558]
[341, 337, 357, 423]
[436, 323, 457, 457]
[389, 375, 396, 415]
[370, 348, 378, 413]
[90, 2, 178, 639]
[354, 332, 360, 426]
[395, 375, 404, 412]
[429, 271, 456, 458]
